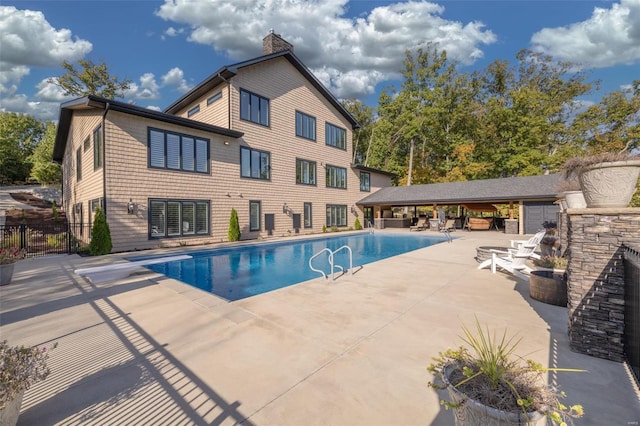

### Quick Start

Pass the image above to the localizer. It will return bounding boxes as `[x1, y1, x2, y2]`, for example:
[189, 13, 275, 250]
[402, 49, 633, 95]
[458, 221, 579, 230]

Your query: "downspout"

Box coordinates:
[102, 102, 110, 216]
[217, 72, 231, 129]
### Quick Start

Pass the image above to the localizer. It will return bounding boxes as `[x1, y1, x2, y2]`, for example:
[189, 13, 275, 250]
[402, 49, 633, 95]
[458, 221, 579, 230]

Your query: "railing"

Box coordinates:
[366, 220, 374, 234]
[0, 223, 91, 257]
[309, 245, 354, 281]
[624, 244, 640, 387]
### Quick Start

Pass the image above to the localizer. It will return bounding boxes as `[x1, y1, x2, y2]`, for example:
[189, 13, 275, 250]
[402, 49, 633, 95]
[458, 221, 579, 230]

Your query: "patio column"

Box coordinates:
[432, 204, 437, 219]
[518, 201, 524, 235]
[509, 201, 514, 219]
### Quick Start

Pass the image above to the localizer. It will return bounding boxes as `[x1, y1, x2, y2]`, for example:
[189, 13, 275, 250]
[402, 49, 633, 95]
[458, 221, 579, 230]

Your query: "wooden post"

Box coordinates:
[432, 204, 437, 219]
[509, 201, 514, 220]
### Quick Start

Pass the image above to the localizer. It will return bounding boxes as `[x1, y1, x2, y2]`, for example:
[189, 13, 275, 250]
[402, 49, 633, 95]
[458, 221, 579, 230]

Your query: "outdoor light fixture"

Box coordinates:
[350, 205, 356, 214]
[223, 141, 230, 146]
[127, 199, 135, 215]
[283, 203, 289, 214]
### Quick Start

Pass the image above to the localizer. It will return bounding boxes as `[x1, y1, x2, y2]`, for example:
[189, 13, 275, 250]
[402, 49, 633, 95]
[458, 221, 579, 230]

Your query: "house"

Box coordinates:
[53, 32, 393, 252]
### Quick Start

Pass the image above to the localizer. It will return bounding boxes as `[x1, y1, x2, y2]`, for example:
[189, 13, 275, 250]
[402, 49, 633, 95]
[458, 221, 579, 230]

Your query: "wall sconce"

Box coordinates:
[223, 141, 230, 146]
[283, 203, 289, 214]
[350, 205, 356, 214]
[237, 193, 243, 198]
[127, 199, 136, 215]
[226, 192, 231, 197]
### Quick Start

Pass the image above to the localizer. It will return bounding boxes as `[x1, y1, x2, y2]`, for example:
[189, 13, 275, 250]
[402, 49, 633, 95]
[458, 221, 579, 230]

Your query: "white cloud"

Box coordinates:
[531, 0, 640, 68]
[165, 26, 184, 37]
[146, 105, 162, 112]
[0, 6, 92, 68]
[35, 78, 71, 103]
[156, 0, 496, 98]
[161, 67, 192, 93]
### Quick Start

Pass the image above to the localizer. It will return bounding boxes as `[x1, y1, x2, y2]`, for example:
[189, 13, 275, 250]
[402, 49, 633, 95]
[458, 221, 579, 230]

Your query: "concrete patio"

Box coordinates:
[1, 230, 638, 425]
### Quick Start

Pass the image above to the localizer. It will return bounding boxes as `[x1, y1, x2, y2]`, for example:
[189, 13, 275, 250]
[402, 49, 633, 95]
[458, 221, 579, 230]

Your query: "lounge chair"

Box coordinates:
[510, 230, 546, 259]
[477, 244, 536, 280]
[440, 219, 455, 232]
[409, 219, 428, 231]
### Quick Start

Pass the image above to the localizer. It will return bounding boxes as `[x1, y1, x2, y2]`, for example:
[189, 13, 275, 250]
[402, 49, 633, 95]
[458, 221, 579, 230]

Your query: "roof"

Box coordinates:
[163, 50, 360, 129]
[350, 163, 396, 178]
[53, 95, 244, 163]
[357, 174, 564, 206]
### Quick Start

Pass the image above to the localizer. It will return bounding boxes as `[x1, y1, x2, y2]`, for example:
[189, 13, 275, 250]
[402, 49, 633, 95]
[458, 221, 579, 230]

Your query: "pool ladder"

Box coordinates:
[366, 220, 374, 234]
[309, 245, 354, 281]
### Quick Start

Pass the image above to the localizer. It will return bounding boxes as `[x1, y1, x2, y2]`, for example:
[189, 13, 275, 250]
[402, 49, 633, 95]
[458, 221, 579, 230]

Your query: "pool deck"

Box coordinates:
[1, 229, 638, 425]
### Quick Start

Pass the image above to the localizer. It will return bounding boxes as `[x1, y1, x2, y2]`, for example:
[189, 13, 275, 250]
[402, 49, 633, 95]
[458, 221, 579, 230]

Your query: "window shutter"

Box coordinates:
[150, 130, 165, 168]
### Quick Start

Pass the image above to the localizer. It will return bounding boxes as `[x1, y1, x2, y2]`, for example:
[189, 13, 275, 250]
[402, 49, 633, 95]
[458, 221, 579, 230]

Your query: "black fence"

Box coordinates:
[0, 223, 92, 257]
[624, 244, 640, 387]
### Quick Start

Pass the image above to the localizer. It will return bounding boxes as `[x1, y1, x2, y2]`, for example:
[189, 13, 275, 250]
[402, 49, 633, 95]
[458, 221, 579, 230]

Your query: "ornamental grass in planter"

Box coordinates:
[563, 152, 640, 208]
[427, 318, 583, 425]
[1, 340, 56, 426]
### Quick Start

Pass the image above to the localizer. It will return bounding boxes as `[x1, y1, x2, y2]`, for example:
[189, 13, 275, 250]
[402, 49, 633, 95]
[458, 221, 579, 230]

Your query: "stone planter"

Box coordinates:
[529, 270, 567, 307]
[579, 160, 640, 208]
[442, 364, 545, 426]
[563, 191, 586, 209]
[0, 390, 24, 426]
[0, 262, 16, 286]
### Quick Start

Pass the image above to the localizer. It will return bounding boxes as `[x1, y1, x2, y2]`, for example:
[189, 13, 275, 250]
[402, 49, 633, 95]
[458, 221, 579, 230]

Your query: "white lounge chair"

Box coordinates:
[477, 244, 536, 280]
[510, 230, 546, 260]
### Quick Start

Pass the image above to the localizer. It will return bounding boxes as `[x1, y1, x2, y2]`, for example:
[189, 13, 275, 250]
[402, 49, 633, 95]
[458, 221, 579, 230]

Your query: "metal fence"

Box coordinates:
[624, 244, 640, 387]
[0, 223, 92, 257]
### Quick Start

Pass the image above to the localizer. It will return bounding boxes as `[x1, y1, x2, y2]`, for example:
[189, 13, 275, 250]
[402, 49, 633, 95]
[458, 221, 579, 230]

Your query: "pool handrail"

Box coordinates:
[309, 245, 354, 281]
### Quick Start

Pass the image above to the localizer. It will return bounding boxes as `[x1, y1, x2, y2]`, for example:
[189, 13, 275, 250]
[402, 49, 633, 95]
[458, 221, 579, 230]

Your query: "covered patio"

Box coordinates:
[358, 174, 564, 234]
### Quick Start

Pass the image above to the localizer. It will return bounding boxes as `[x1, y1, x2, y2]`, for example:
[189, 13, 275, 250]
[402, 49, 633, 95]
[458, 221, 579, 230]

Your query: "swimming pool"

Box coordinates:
[138, 232, 449, 301]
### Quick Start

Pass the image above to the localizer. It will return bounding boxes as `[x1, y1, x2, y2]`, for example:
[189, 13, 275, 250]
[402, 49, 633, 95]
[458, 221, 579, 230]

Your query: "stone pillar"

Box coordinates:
[566, 208, 640, 362]
[504, 219, 518, 235]
[262, 31, 293, 54]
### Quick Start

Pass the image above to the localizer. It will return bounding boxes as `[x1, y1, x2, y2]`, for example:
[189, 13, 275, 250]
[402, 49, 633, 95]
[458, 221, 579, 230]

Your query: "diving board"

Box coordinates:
[74, 255, 192, 284]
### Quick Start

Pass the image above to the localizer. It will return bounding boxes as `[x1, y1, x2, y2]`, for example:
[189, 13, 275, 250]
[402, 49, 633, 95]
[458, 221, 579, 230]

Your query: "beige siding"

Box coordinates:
[61, 110, 104, 244]
[175, 84, 230, 128]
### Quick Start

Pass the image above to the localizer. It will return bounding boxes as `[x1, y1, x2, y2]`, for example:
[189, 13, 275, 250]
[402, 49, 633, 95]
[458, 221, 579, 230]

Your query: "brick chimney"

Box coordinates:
[263, 30, 293, 54]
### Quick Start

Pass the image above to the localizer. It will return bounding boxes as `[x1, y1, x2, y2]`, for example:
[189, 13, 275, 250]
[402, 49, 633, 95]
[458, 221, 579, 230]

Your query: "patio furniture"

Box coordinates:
[477, 244, 536, 280]
[467, 217, 493, 230]
[409, 219, 428, 231]
[510, 229, 546, 260]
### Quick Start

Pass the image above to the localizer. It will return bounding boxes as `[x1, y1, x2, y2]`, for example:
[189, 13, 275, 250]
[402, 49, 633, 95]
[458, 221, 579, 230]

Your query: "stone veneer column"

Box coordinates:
[566, 208, 640, 362]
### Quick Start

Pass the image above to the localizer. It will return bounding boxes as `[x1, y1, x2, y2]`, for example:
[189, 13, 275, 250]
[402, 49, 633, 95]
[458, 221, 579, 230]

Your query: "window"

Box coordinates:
[83, 136, 90, 152]
[325, 165, 346, 189]
[207, 91, 222, 105]
[250, 200, 261, 231]
[240, 146, 270, 180]
[360, 171, 370, 192]
[73, 203, 84, 236]
[148, 128, 209, 174]
[93, 125, 103, 170]
[296, 159, 316, 185]
[76, 148, 82, 181]
[325, 122, 346, 149]
[295, 111, 316, 140]
[326, 204, 347, 227]
[187, 105, 200, 117]
[240, 89, 269, 126]
[149, 199, 209, 238]
[304, 202, 312, 228]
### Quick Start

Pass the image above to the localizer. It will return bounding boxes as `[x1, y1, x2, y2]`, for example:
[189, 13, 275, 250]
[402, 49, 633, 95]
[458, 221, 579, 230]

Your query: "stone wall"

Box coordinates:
[565, 208, 640, 362]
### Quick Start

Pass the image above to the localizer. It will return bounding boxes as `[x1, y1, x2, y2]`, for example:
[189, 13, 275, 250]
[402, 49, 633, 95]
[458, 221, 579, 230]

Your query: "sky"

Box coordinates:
[1, 0, 639, 122]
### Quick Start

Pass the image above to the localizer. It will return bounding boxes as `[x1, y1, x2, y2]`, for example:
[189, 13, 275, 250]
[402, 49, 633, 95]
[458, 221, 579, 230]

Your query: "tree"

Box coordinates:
[228, 208, 241, 242]
[0, 112, 45, 184]
[49, 59, 131, 98]
[341, 99, 375, 164]
[29, 122, 61, 184]
[89, 207, 112, 255]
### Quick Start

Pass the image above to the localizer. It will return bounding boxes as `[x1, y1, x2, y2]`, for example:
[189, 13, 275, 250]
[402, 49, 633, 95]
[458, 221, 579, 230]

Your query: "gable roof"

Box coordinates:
[163, 50, 360, 129]
[53, 95, 243, 163]
[357, 174, 564, 206]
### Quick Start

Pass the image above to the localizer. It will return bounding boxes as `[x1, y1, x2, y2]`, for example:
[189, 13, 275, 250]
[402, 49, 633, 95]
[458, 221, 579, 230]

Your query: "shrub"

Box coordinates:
[228, 208, 241, 242]
[89, 207, 112, 255]
[1, 340, 56, 407]
[52, 201, 59, 222]
[322, 225, 327, 233]
[331, 226, 338, 232]
[354, 218, 362, 230]
[46, 234, 64, 249]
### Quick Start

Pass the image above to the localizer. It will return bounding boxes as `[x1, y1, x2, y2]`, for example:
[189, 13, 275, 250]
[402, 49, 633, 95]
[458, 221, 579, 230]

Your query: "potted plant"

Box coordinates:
[0, 247, 26, 286]
[529, 255, 568, 307]
[427, 318, 583, 425]
[563, 152, 640, 208]
[0, 340, 56, 426]
[555, 179, 585, 209]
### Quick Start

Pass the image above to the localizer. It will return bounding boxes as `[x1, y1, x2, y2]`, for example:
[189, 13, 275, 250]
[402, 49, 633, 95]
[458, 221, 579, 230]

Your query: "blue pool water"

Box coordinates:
[136, 233, 448, 301]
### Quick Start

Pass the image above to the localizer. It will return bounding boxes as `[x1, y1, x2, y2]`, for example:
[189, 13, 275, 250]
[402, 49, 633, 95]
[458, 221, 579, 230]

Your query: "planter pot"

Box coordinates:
[442, 364, 545, 426]
[0, 390, 24, 426]
[529, 270, 567, 307]
[0, 263, 16, 286]
[563, 191, 586, 209]
[579, 160, 640, 208]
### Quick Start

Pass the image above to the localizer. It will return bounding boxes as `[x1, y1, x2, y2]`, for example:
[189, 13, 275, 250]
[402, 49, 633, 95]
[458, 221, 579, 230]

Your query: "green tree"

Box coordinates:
[228, 208, 241, 242]
[341, 99, 375, 164]
[0, 112, 45, 184]
[29, 121, 61, 184]
[572, 80, 640, 154]
[49, 59, 131, 98]
[89, 207, 112, 255]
